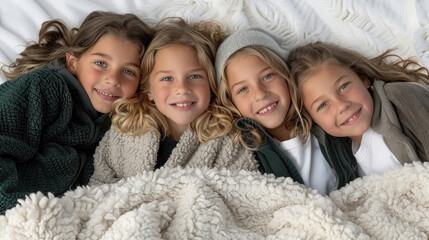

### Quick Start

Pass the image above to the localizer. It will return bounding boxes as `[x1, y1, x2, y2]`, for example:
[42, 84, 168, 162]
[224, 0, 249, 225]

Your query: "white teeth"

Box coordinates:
[175, 102, 192, 107]
[258, 103, 277, 114]
[96, 89, 118, 98]
[345, 112, 358, 123]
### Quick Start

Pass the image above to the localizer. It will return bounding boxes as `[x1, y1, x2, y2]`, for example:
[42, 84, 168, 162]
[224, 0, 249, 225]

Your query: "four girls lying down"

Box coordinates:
[0, 10, 428, 214]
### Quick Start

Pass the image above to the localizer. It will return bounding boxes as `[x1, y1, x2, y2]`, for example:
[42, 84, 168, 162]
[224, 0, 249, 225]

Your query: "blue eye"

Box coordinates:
[95, 61, 107, 67]
[317, 102, 328, 111]
[263, 73, 273, 80]
[237, 86, 248, 94]
[339, 82, 350, 92]
[161, 77, 173, 81]
[124, 69, 136, 76]
[189, 75, 201, 80]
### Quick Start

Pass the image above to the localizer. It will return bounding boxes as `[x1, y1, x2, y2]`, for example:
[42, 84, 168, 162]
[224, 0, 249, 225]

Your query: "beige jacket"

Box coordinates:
[89, 126, 259, 185]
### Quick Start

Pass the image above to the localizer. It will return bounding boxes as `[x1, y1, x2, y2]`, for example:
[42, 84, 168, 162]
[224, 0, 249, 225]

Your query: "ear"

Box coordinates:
[147, 90, 153, 101]
[66, 52, 78, 74]
[362, 76, 371, 89]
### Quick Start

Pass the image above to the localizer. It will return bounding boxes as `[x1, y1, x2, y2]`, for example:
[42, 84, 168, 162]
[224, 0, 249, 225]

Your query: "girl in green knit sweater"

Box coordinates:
[0, 11, 153, 214]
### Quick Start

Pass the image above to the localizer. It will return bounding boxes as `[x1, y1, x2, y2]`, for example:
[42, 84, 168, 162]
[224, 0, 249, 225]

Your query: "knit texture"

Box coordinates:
[89, 126, 259, 185]
[214, 27, 288, 85]
[0, 67, 110, 214]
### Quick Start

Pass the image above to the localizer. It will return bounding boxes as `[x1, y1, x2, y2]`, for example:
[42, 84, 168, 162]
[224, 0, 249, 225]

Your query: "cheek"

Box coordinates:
[235, 100, 251, 117]
[363, 91, 374, 110]
[122, 82, 139, 98]
[201, 89, 211, 107]
[310, 110, 335, 129]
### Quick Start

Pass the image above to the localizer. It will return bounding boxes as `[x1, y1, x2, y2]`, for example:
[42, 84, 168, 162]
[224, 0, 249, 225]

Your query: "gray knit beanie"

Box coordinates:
[215, 27, 288, 85]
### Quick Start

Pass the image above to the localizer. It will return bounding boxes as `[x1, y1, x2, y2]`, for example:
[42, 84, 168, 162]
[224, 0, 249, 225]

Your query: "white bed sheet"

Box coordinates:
[1, 0, 429, 84]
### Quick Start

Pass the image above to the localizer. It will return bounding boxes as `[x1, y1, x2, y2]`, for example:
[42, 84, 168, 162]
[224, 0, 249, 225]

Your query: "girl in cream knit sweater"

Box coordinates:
[90, 19, 258, 184]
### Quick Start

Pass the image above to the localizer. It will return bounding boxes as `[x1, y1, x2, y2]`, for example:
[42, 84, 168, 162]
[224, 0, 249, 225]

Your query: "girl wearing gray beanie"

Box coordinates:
[215, 28, 359, 195]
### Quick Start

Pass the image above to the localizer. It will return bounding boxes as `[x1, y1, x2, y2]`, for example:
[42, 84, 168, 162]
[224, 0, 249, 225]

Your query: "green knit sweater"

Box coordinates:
[0, 63, 111, 214]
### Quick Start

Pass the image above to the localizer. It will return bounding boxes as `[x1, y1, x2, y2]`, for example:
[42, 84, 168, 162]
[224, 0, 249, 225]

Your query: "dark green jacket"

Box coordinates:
[0, 62, 111, 214]
[235, 118, 359, 189]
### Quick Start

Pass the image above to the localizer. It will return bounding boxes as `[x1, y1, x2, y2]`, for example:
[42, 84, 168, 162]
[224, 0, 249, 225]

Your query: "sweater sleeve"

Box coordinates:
[0, 68, 76, 214]
[88, 125, 122, 185]
[386, 82, 429, 161]
[216, 133, 259, 171]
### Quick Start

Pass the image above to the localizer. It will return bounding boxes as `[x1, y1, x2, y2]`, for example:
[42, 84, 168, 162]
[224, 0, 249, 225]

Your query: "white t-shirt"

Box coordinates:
[277, 134, 338, 195]
[352, 127, 401, 177]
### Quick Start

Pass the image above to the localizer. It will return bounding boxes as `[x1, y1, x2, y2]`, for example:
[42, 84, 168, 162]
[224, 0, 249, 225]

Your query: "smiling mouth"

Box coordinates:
[340, 108, 361, 126]
[96, 89, 120, 98]
[172, 102, 194, 107]
[257, 102, 277, 114]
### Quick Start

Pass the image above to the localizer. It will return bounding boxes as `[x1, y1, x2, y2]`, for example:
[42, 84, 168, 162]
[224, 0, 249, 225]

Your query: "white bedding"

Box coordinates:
[2, 1, 429, 239]
[2, 162, 429, 239]
[1, 0, 429, 83]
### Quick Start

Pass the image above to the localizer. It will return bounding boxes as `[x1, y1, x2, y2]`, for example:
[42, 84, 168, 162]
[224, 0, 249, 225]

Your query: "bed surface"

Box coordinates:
[1, 0, 429, 83]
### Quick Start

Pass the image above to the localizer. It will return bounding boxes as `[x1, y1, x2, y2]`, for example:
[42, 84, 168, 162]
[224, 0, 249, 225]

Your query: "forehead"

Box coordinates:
[300, 62, 350, 83]
[226, 54, 267, 82]
[227, 54, 268, 72]
[152, 44, 200, 67]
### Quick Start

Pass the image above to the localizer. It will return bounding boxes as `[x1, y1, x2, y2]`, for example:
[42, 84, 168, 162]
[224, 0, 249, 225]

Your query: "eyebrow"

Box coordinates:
[230, 67, 272, 91]
[230, 80, 245, 92]
[90, 53, 140, 68]
[309, 74, 348, 109]
[152, 68, 206, 77]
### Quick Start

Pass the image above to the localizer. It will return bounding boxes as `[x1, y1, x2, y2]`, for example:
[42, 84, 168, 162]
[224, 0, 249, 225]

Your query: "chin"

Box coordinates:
[95, 107, 112, 114]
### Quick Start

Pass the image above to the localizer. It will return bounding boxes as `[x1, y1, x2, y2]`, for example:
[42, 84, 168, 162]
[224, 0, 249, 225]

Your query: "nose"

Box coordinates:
[175, 79, 191, 95]
[254, 82, 269, 101]
[104, 71, 121, 87]
[336, 96, 351, 114]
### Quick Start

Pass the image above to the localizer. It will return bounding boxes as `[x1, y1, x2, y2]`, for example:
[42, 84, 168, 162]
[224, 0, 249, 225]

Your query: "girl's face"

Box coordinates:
[301, 63, 373, 144]
[148, 43, 210, 139]
[67, 34, 141, 113]
[226, 54, 292, 139]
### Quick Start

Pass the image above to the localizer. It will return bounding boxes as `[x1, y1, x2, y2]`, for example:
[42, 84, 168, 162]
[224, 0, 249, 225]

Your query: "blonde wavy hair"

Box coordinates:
[1, 11, 153, 79]
[288, 41, 429, 98]
[218, 46, 311, 150]
[111, 18, 234, 143]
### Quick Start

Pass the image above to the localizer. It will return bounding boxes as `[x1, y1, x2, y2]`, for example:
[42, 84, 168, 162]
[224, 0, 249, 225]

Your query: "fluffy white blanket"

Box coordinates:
[1, 162, 429, 239]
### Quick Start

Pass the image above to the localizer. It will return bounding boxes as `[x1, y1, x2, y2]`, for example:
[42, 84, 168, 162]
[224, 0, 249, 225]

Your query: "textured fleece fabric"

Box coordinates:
[3, 162, 429, 239]
[89, 126, 259, 185]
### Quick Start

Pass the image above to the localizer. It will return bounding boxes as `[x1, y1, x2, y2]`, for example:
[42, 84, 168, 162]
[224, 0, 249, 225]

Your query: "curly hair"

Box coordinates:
[111, 18, 234, 143]
[218, 46, 311, 150]
[2, 11, 154, 79]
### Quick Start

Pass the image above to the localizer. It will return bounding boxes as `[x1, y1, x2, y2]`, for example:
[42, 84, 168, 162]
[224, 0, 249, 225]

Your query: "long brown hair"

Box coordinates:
[2, 11, 154, 79]
[288, 41, 429, 93]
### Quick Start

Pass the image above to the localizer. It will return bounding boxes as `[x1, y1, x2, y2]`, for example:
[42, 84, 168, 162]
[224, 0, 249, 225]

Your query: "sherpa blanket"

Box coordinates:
[1, 162, 429, 239]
